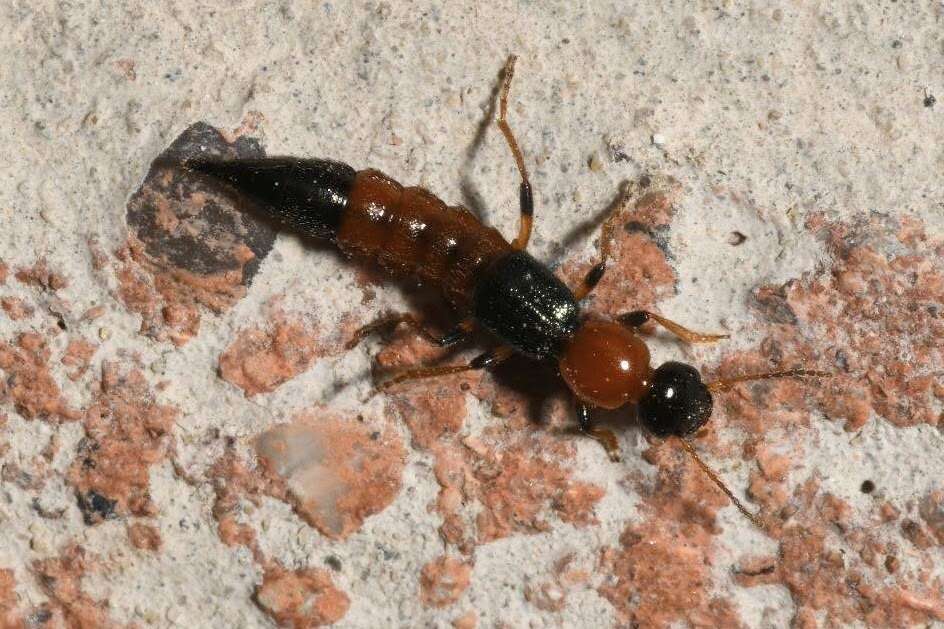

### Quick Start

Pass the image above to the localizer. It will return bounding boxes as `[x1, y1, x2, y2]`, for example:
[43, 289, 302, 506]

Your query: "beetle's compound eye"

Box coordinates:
[638, 361, 713, 437]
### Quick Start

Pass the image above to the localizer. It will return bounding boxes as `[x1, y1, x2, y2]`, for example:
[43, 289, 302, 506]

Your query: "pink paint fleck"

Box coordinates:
[740, 213, 944, 430]
[710, 211, 944, 626]
[127, 523, 162, 552]
[524, 555, 589, 613]
[61, 338, 97, 381]
[115, 123, 277, 345]
[420, 556, 472, 608]
[69, 364, 177, 522]
[1, 297, 33, 320]
[0, 568, 20, 628]
[14, 259, 68, 292]
[219, 316, 323, 397]
[255, 565, 349, 627]
[0, 332, 80, 421]
[31, 545, 112, 627]
[255, 411, 405, 539]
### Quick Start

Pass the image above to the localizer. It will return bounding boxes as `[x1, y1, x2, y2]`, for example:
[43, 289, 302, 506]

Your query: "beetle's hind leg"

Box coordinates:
[379, 346, 513, 390]
[346, 313, 474, 351]
[496, 55, 535, 251]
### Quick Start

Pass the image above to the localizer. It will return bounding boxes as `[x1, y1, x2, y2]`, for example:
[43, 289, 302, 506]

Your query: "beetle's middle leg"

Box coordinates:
[570, 191, 630, 301]
[496, 55, 534, 251]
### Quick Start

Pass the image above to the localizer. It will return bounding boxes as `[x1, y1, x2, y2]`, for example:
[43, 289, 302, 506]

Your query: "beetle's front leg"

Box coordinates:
[576, 402, 621, 462]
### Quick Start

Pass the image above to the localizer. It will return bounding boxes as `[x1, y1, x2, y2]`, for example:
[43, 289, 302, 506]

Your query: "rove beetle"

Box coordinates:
[186, 56, 826, 525]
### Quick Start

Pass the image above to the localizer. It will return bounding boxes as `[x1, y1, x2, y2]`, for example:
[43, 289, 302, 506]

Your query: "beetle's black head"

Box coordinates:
[638, 361, 713, 437]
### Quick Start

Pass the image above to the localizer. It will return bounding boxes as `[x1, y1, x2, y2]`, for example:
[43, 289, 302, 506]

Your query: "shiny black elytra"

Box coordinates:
[185, 56, 827, 527]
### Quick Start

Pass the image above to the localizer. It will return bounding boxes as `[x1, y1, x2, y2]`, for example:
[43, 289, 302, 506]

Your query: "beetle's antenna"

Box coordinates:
[706, 369, 829, 393]
[676, 437, 763, 529]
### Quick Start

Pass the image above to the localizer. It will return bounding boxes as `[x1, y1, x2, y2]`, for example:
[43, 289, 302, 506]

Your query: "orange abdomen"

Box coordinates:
[337, 170, 513, 309]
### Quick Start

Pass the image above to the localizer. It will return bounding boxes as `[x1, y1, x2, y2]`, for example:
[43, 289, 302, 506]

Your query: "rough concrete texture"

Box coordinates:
[1, 2, 942, 628]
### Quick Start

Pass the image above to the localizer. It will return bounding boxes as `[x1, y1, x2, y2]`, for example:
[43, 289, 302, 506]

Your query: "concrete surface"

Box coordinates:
[1, 1, 942, 627]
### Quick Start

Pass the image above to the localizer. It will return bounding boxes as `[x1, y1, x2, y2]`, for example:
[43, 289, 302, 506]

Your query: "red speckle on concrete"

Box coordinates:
[920, 489, 944, 544]
[730, 235, 944, 624]
[207, 450, 273, 556]
[69, 363, 177, 521]
[113, 58, 136, 81]
[734, 476, 944, 627]
[127, 522, 162, 552]
[81, 305, 107, 321]
[32, 545, 112, 628]
[743, 213, 944, 430]
[115, 240, 248, 346]
[217, 515, 258, 551]
[221, 110, 266, 144]
[656, 211, 944, 627]
[255, 411, 405, 539]
[1, 297, 33, 320]
[524, 555, 589, 613]
[219, 316, 323, 397]
[419, 556, 472, 608]
[901, 517, 936, 550]
[598, 439, 740, 627]
[205, 449, 355, 625]
[61, 338, 97, 381]
[451, 610, 477, 629]
[0, 332, 79, 421]
[0, 569, 21, 628]
[1, 459, 50, 492]
[0, 261, 7, 285]
[474, 439, 604, 542]
[390, 386, 604, 552]
[385, 368, 603, 552]
[14, 259, 68, 292]
[392, 383, 469, 449]
[86, 237, 110, 272]
[255, 565, 350, 628]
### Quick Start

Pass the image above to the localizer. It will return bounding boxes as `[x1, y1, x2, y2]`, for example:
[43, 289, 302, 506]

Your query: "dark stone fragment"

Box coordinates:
[28, 605, 53, 624]
[77, 490, 117, 525]
[126, 122, 277, 286]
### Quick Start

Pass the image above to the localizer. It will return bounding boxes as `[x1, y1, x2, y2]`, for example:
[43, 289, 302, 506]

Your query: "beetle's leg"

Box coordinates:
[345, 313, 474, 350]
[617, 310, 728, 343]
[497, 55, 534, 251]
[576, 402, 621, 462]
[570, 191, 629, 301]
[379, 346, 513, 390]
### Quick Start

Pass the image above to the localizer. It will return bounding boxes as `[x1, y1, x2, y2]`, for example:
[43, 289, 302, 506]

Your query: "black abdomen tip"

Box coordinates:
[187, 157, 356, 240]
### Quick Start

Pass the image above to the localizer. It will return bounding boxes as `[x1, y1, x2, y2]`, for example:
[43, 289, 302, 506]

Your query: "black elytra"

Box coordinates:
[473, 250, 581, 359]
[638, 361, 714, 437]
